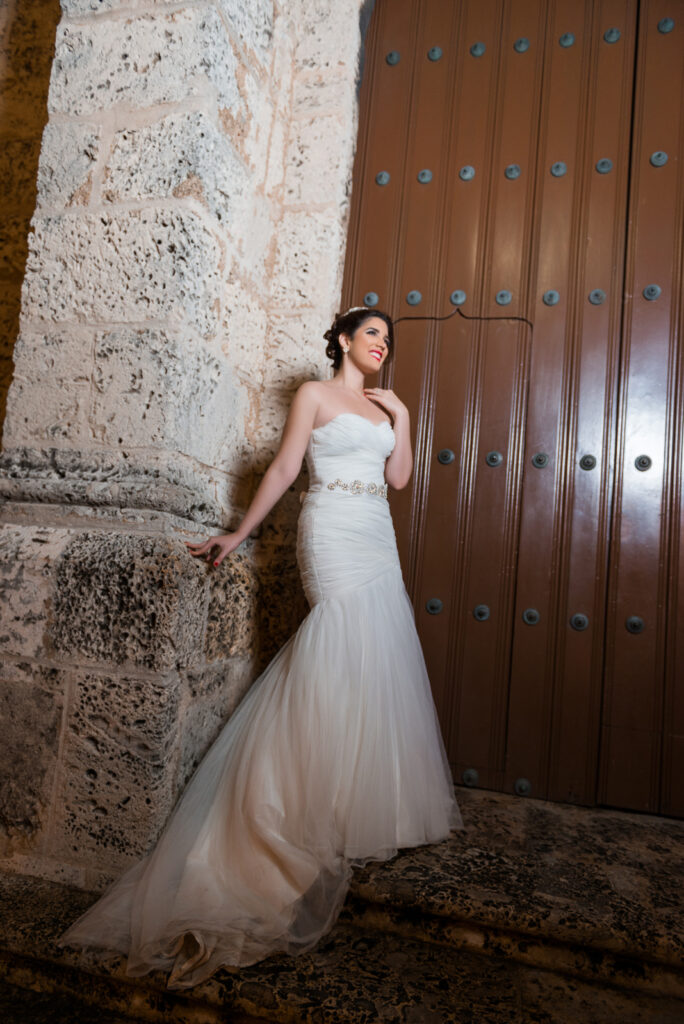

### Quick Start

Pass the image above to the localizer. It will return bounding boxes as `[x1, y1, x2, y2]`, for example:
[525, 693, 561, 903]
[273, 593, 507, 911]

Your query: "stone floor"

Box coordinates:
[0, 786, 682, 1022]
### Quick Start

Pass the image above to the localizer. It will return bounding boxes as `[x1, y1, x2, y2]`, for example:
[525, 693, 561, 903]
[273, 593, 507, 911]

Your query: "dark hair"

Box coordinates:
[323, 307, 394, 371]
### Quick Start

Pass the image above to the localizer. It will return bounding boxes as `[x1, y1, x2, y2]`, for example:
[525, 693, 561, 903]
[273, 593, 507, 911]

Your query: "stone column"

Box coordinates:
[0, 0, 366, 890]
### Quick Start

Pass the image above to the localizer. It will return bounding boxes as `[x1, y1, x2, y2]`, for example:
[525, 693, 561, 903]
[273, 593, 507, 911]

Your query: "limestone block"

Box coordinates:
[4, 377, 91, 445]
[35, 121, 100, 211]
[49, 7, 241, 117]
[10, 327, 91, 389]
[103, 112, 250, 238]
[53, 668, 182, 864]
[178, 659, 254, 786]
[294, 0, 363, 73]
[237, 193, 274, 292]
[284, 113, 355, 206]
[220, 276, 268, 384]
[215, 0, 274, 69]
[51, 532, 208, 671]
[22, 208, 224, 339]
[264, 310, 331, 387]
[90, 327, 235, 464]
[255, 382, 295, 454]
[270, 210, 346, 308]
[0, 524, 72, 661]
[3, 328, 93, 445]
[205, 550, 259, 661]
[292, 71, 357, 117]
[0, 660, 64, 849]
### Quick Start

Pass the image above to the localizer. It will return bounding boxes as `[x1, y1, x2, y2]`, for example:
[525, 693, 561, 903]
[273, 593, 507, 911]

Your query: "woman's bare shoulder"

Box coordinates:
[294, 379, 333, 408]
[297, 379, 332, 396]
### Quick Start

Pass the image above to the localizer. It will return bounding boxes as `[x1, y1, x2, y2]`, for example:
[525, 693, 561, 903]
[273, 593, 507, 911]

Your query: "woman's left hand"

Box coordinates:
[363, 387, 408, 421]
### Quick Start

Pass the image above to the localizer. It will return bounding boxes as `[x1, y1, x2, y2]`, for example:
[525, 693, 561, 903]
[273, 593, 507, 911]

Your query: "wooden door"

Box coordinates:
[341, 0, 684, 817]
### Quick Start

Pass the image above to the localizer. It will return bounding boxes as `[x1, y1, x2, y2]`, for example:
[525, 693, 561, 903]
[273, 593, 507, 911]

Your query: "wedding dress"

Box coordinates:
[59, 411, 465, 988]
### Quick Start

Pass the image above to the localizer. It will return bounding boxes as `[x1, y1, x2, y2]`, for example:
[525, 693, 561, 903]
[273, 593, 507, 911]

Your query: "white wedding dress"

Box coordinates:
[59, 412, 465, 988]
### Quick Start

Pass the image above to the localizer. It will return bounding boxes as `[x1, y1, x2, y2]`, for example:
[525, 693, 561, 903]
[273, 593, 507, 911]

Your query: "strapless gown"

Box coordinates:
[59, 412, 465, 988]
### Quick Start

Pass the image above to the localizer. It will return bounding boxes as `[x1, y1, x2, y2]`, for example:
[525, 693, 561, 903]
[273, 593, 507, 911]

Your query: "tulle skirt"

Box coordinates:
[59, 487, 464, 988]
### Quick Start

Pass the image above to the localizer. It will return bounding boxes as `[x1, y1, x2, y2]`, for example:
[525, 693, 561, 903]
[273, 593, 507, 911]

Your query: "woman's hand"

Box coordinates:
[184, 532, 244, 568]
[364, 387, 413, 489]
[363, 387, 408, 422]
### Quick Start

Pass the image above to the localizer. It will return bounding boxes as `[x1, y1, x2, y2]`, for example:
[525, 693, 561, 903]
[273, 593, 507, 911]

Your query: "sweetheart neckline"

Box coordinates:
[311, 411, 394, 434]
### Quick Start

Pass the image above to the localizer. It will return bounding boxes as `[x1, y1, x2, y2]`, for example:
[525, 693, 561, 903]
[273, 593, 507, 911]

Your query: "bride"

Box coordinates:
[59, 305, 465, 989]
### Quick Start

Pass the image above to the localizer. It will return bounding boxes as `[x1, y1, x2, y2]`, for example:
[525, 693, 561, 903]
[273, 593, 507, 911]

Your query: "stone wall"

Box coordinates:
[0, 0, 367, 889]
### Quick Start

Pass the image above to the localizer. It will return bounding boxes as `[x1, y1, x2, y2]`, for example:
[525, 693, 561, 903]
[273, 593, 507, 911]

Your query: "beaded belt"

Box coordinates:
[300, 478, 388, 502]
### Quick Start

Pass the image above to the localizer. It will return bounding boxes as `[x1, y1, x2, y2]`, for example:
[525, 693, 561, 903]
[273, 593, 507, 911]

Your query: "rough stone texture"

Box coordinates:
[0, 524, 72, 661]
[284, 112, 356, 206]
[216, 0, 275, 68]
[51, 532, 207, 671]
[0, 661, 63, 850]
[205, 551, 260, 661]
[271, 210, 347, 308]
[0, 0, 367, 888]
[294, 0, 365, 74]
[20, 208, 224, 339]
[35, 122, 100, 212]
[178, 659, 253, 788]
[102, 111, 250, 232]
[49, 7, 241, 117]
[53, 668, 183, 866]
[90, 328, 235, 464]
[0, 523, 262, 878]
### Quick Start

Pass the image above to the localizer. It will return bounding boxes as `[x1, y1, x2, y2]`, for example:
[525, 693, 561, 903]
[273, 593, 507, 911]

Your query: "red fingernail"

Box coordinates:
[214, 561, 218, 566]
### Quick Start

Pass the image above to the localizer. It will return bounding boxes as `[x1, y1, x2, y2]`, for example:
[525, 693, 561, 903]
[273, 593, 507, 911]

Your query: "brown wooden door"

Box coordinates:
[341, 0, 684, 817]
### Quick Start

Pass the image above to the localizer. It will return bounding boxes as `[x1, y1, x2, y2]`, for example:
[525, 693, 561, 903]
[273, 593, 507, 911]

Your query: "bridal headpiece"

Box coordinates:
[338, 305, 369, 318]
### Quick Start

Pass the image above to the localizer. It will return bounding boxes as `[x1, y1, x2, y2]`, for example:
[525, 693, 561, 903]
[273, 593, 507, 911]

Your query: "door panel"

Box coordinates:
[600, 0, 684, 814]
[341, 0, 684, 817]
[505, 0, 637, 804]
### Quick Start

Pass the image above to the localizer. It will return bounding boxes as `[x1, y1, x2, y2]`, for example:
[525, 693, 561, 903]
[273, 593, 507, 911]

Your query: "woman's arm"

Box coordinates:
[363, 387, 413, 489]
[185, 381, 320, 566]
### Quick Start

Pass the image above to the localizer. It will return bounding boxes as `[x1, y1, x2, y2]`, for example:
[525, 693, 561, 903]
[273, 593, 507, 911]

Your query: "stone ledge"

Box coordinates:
[0, 446, 228, 525]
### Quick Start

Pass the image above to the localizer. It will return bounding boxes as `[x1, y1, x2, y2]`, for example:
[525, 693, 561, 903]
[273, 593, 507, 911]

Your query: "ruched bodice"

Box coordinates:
[304, 412, 395, 492]
[59, 407, 464, 990]
[297, 413, 400, 607]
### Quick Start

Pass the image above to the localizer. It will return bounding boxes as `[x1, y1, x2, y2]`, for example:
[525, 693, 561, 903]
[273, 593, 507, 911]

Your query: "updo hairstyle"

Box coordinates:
[323, 307, 394, 371]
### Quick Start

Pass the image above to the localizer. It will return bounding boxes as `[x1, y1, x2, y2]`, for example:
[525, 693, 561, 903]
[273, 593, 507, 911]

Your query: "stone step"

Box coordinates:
[1, 787, 683, 1021]
[0, 866, 683, 1023]
[0, 976, 145, 1024]
[341, 787, 684, 1000]
[1, 913, 683, 1024]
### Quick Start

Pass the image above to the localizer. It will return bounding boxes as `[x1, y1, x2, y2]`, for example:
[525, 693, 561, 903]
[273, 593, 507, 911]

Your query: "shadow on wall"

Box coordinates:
[0, 0, 61, 445]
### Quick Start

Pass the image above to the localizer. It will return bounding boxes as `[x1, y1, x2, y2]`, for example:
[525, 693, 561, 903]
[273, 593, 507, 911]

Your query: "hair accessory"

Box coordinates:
[339, 305, 369, 317]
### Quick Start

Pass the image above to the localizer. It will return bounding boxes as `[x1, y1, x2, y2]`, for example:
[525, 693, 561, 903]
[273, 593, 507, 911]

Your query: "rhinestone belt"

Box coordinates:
[300, 478, 388, 502]
[327, 478, 388, 497]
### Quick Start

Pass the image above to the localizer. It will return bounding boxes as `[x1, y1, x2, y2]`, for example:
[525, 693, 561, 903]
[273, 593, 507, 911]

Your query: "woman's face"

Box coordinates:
[342, 316, 390, 373]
